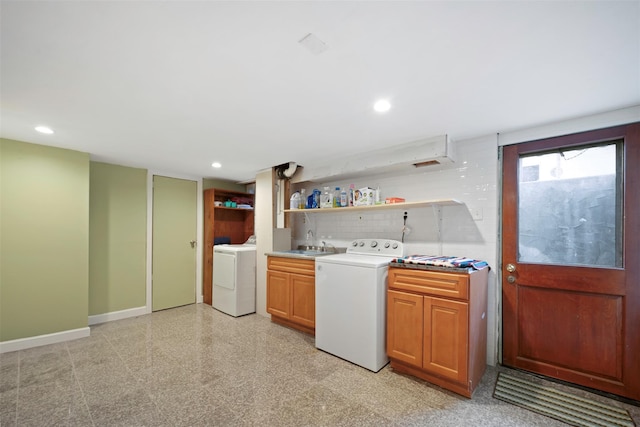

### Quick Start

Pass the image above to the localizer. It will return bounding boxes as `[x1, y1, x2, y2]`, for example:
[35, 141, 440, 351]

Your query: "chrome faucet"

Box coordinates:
[306, 230, 314, 250]
[320, 241, 336, 253]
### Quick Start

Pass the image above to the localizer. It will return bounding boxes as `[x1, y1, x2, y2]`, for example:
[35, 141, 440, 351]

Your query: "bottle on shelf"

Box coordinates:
[333, 187, 341, 207]
[299, 189, 306, 209]
[321, 186, 333, 208]
[290, 192, 300, 210]
[312, 189, 321, 208]
[349, 184, 355, 206]
[340, 187, 348, 207]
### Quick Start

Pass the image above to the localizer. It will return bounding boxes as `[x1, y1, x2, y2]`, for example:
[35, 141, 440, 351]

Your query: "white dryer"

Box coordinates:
[212, 240, 256, 317]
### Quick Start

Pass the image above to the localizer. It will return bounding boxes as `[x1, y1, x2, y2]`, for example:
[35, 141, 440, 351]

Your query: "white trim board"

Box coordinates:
[498, 105, 640, 146]
[0, 327, 90, 354]
[88, 306, 147, 326]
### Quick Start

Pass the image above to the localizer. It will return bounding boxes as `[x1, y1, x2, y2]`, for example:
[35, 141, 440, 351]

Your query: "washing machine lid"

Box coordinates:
[214, 244, 256, 253]
[315, 253, 394, 268]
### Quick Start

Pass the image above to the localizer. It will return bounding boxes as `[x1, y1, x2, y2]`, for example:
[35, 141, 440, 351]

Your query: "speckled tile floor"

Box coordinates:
[1, 303, 638, 426]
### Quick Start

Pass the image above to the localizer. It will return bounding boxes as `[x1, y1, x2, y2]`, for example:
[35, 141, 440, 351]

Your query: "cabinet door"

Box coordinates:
[290, 273, 315, 328]
[423, 296, 469, 384]
[387, 290, 424, 368]
[267, 270, 290, 318]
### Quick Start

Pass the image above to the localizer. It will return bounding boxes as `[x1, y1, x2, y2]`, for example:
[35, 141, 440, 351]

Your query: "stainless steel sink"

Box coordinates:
[281, 249, 328, 256]
[269, 245, 344, 258]
[297, 245, 337, 254]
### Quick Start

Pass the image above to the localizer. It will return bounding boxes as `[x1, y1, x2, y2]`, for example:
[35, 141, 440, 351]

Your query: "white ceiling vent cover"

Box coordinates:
[298, 33, 328, 55]
[292, 135, 455, 183]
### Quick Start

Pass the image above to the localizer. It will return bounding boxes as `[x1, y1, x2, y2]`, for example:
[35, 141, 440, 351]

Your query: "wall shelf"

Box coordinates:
[283, 198, 462, 213]
[214, 207, 254, 211]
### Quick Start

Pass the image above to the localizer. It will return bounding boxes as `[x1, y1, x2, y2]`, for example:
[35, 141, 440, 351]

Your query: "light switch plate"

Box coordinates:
[471, 207, 483, 221]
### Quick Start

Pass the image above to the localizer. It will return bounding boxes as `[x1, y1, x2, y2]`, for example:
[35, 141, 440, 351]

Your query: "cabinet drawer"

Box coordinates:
[267, 257, 315, 275]
[389, 268, 469, 300]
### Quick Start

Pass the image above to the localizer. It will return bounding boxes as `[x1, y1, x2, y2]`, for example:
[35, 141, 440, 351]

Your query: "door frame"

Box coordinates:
[498, 123, 640, 400]
[496, 106, 640, 364]
[146, 170, 203, 314]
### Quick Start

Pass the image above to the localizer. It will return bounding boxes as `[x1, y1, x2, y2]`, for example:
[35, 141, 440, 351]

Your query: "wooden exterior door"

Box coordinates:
[501, 123, 640, 400]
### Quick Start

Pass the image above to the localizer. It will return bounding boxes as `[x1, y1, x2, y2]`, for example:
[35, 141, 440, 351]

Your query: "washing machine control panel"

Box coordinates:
[346, 239, 404, 257]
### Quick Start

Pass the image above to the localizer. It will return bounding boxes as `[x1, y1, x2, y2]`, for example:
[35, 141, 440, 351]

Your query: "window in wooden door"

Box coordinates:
[517, 141, 623, 268]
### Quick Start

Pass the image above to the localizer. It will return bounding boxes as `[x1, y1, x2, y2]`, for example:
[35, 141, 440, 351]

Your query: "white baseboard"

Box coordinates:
[0, 327, 90, 354]
[88, 306, 147, 326]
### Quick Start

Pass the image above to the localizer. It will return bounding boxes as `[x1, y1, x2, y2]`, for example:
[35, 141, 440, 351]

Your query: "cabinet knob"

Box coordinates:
[190, 240, 197, 248]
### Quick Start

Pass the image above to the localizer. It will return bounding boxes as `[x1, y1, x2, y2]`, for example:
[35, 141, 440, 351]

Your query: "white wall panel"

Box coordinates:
[291, 134, 500, 365]
[286, 107, 640, 368]
[498, 105, 640, 146]
[255, 169, 275, 317]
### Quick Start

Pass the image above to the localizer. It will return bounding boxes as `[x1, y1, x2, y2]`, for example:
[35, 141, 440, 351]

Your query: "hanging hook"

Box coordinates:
[402, 211, 409, 242]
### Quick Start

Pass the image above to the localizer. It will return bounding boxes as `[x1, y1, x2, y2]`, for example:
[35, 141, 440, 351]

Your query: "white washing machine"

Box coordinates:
[315, 239, 404, 372]
[212, 239, 256, 317]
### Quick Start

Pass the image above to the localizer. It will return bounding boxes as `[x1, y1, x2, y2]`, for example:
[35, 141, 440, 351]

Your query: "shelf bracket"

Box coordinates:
[431, 204, 443, 255]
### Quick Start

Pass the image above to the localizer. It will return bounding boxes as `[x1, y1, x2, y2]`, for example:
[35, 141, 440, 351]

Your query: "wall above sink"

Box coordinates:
[291, 135, 455, 184]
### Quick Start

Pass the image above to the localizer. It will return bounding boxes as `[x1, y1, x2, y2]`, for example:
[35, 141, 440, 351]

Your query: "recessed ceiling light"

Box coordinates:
[211, 162, 221, 168]
[35, 126, 54, 134]
[373, 99, 391, 113]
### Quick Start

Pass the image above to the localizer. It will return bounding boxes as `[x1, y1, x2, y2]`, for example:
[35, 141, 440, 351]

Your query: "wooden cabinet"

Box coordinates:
[203, 188, 254, 305]
[266, 256, 315, 335]
[387, 266, 488, 397]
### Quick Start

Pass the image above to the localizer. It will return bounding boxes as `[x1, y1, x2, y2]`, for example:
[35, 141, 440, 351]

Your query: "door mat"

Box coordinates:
[493, 372, 636, 427]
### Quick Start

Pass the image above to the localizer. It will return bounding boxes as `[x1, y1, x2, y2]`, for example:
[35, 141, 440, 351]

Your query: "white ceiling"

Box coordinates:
[2, 1, 639, 183]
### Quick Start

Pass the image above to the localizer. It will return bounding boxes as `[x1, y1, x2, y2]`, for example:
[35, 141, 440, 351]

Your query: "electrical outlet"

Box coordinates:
[471, 207, 483, 221]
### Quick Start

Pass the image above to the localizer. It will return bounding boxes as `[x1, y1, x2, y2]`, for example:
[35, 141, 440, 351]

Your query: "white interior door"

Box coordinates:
[152, 175, 197, 311]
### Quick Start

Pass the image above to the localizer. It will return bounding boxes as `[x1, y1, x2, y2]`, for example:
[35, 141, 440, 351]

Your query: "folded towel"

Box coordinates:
[392, 255, 489, 270]
[214, 236, 231, 245]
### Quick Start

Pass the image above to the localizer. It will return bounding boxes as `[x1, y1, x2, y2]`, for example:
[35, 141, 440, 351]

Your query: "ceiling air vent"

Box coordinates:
[298, 33, 328, 55]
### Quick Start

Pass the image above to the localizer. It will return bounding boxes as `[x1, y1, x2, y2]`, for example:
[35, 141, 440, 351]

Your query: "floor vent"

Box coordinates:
[493, 372, 636, 427]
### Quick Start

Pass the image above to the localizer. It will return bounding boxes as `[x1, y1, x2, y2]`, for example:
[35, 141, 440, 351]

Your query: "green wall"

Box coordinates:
[89, 162, 147, 315]
[0, 138, 89, 341]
